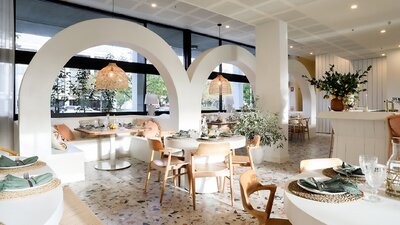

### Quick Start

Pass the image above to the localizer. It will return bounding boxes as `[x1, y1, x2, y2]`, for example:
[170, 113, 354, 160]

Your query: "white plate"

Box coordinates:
[0, 157, 36, 170]
[297, 177, 346, 195]
[332, 166, 364, 178]
[3, 177, 53, 192]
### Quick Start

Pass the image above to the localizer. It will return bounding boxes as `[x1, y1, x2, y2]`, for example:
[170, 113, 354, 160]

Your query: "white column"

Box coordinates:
[0, 0, 14, 150]
[256, 20, 289, 163]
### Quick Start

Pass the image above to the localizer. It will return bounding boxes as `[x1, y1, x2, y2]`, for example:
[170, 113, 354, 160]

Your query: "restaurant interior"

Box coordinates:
[1, 0, 400, 224]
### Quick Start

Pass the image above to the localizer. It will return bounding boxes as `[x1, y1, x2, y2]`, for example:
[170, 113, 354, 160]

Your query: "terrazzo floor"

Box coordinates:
[68, 134, 330, 225]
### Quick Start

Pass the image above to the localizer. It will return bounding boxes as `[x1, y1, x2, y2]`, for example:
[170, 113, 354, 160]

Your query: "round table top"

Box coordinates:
[0, 158, 63, 225]
[284, 169, 400, 225]
[165, 135, 246, 151]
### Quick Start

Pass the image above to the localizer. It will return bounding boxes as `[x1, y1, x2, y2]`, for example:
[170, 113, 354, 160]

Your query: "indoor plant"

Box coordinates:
[303, 65, 371, 111]
[229, 101, 286, 163]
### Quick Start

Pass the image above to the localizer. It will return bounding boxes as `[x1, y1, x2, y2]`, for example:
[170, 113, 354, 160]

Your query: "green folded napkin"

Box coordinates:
[340, 162, 364, 176]
[299, 175, 361, 195]
[0, 155, 38, 167]
[0, 173, 53, 192]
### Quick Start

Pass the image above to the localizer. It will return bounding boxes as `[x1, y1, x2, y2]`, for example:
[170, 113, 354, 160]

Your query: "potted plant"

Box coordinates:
[303, 65, 371, 111]
[229, 101, 286, 164]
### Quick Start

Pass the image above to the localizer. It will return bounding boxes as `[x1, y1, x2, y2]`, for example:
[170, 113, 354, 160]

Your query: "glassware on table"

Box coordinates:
[365, 164, 387, 202]
[359, 155, 378, 174]
[386, 138, 400, 198]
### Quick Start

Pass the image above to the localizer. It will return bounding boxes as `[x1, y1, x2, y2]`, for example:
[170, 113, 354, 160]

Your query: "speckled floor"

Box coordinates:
[68, 134, 330, 225]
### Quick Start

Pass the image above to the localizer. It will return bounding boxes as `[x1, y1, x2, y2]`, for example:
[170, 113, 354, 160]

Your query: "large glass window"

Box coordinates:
[15, 0, 256, 117]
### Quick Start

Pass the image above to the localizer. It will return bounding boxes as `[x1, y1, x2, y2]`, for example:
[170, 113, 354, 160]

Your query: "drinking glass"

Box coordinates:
[359, 155, 378, 174]
[365, 164, 387, 202]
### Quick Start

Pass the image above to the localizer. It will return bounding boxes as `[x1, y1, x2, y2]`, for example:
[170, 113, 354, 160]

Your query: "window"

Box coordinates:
[191, 33, 219, 62]
[146, 74, 169, 111]
[201, 81, 219, 111]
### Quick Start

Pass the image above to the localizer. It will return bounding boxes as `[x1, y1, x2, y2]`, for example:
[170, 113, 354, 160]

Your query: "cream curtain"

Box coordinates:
[0, 0, 15, 149]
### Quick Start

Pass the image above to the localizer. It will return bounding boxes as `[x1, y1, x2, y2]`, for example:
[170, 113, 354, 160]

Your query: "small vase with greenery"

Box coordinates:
[303, 64, 371, 111]
[229, 100, 286, 149]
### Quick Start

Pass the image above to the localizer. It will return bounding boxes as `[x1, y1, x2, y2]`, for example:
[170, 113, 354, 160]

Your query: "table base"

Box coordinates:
[94, 160, 131, 171]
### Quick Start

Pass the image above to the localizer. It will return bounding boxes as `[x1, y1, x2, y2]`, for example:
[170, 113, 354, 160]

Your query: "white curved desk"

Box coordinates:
[164, 136, 246, 193]
[0, 161, 63, 225]
[284, 170, 400, 225]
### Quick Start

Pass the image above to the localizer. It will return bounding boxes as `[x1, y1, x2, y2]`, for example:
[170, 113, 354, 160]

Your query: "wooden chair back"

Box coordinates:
[387, 114, 400, 157]
[0, 147, 18, 156]
[194, 142, 231, 157]
[299, 158, 343, 173]
[148, 138, 164, 152]
[239, 170, 276, 224]
[249, 135, 261, 148]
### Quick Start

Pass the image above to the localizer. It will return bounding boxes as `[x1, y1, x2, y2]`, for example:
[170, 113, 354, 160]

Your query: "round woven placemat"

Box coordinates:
[0, 161, 47, 175]
[322, 168, 365, 184]
[0, 178, 61, 200]
[288, 180, 363, 203]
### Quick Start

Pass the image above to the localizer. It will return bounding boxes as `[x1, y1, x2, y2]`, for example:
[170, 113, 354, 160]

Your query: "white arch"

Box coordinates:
[187, 45, 256, 121]
[288, 58, 317, 137]
[18, 18, 192, 158]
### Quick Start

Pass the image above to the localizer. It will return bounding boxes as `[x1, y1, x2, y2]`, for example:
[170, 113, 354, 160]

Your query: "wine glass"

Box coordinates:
[364, 164, 386, 202]
[359, 155, 378, 174]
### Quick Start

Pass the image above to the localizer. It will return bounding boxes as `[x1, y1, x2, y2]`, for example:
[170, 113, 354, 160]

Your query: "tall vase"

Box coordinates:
[331, 97, 344, 111]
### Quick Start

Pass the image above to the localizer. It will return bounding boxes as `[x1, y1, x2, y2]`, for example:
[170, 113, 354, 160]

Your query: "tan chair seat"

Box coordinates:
[231, 155, 251, 164]
[152, 157, 186, 168]
[193, 163, 229, 177]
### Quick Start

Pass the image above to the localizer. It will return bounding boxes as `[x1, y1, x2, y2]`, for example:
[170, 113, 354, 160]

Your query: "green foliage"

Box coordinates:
[51, 69, 71, 113]
[70, 69, 95, 113]
[303, 64, 371, 98]
[229, 98, 286, 148]
[146, 74, 168, 106]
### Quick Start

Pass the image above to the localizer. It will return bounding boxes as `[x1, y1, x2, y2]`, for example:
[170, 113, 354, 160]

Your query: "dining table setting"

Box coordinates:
[284, 155, 400, 225]
[0, 154, 63, 225]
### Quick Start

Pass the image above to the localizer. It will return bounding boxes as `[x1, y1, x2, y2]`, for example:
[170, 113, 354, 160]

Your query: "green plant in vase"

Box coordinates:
[303, 64, 371, 111]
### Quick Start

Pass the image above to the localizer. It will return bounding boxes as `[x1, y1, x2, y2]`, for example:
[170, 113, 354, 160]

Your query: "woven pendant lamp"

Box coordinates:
[209, 74, 232, 95]
[95, 63, 129, 90]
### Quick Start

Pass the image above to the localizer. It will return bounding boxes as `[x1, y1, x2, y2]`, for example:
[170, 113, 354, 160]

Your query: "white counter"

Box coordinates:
[318, 111, 397, 164]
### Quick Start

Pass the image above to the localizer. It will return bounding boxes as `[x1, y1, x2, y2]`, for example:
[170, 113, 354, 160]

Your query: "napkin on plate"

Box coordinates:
[0, 173, 53, 192]
[340, 162, 364, 176]
[299, 175, 361, 195]
[0, 155, 38, 167]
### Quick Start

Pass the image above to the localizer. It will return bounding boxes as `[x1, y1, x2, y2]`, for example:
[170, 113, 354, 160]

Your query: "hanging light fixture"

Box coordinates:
[209, 23, 232, 96]
[95, 0, 129, 90]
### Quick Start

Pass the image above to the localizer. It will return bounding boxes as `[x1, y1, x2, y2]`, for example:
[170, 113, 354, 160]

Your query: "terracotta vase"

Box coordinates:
[331, 97, 344, 111]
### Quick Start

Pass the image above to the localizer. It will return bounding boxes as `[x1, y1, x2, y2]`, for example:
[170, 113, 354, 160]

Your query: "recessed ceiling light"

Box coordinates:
[151, 3, 157, 7]
[380, 29, 386, 33]
[225, 25, 230, 29]
[350, 4, 358, 9]
[289, 45, 293, 49]
[381, 53, 386, 56]
[398, 44, 400, 47]
[310, 52, 313, 55]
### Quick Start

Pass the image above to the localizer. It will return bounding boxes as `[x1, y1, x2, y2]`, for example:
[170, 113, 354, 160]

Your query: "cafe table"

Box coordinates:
[164, 135, 246, 193]
[75, 126, 145, 170]
[284, 169, 400, 225]
[0, 159, 63, 225]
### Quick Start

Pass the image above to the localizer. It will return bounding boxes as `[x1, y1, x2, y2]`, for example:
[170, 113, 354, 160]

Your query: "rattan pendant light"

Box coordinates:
[209, 74, 232, 95]
[209, 24, 232, 96]
[95, 0, 129, 90]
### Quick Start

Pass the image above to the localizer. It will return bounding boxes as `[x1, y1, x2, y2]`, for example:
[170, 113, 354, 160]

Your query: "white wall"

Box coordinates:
[352, 57, 387, 110]
[387, 49, 400, 110]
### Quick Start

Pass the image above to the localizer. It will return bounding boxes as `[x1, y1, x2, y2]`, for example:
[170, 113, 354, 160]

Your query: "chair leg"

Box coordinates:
[192, 177, 196, 210]
[157, 171, 161, 182]
[221, 176, 227, 193]
[160, 169, 169, 205]
[178, 168, 182, 187]
[172, 170, 177, 187]
[144, 164, 152, 193]
[229, 175, 234, 206]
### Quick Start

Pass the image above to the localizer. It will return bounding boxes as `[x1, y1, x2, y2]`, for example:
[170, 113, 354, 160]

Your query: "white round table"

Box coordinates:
[0, 160, 63, 225]
[164, 135, 246, 193]
[284, 170, 400, 225]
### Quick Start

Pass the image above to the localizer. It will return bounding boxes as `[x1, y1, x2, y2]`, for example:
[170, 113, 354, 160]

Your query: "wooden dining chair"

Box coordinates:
[0, 146, 18, 156]
[299, 158, 343, 173]
[387, 114, 400, 158]
[190, 142, 234, 210]
[144, 138, 189, 205]
[231, 135, 260, 172]
[239, 170, 292, 225]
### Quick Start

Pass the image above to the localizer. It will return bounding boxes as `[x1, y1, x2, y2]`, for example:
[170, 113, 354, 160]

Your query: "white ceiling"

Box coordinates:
[62, 0, 400, 60]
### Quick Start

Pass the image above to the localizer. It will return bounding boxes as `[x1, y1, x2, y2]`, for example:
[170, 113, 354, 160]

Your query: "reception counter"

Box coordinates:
[318, 111, 397, 164]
